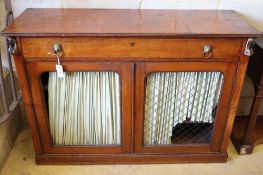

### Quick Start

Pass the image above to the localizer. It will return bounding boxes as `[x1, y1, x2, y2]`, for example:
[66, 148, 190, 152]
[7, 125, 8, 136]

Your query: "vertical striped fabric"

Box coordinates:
[144, 72, 223, 145]
[48, 72, 121, 145]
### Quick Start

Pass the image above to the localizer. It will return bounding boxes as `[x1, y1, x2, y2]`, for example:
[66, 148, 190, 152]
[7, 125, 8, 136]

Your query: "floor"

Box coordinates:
[1, 128, 263, 175]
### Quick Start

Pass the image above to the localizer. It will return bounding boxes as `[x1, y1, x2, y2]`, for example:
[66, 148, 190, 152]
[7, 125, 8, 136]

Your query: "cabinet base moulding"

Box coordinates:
[35, 153, 228, 164]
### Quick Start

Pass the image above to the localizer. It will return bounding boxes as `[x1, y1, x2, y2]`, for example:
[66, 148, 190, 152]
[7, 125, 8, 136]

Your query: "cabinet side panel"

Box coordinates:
[220, 54, 249, 152]
[13, 54, 43, 154]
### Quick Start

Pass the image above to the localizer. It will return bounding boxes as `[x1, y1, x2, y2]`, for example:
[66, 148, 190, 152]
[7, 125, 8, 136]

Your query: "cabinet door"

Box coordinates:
[26, 61, 133, 154]
[134, 62, 237, 154]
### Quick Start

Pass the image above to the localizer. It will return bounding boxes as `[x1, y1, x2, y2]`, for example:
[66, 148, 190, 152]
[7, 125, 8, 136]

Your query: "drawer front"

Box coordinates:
[21, 37, 244, 60]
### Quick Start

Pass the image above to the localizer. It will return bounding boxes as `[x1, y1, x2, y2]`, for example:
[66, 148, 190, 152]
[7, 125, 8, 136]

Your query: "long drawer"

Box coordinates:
[21, 37, 244, 61]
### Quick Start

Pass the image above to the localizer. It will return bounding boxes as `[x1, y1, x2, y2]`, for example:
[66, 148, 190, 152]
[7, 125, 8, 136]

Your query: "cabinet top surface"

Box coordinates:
[1, 8, 262, 37]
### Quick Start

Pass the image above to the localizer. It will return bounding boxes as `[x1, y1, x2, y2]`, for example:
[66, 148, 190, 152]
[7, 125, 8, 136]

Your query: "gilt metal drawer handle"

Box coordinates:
[203, 44, 213, 58]
[53, 43, 64, 57]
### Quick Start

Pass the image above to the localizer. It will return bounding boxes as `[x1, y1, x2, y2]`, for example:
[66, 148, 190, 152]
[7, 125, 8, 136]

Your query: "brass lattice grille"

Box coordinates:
[144, 72, 223, 145]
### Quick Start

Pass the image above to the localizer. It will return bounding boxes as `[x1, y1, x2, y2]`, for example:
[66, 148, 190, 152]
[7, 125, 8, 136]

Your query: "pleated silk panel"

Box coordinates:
[48, 72, 121, 145]
[144, 72, 223, 145]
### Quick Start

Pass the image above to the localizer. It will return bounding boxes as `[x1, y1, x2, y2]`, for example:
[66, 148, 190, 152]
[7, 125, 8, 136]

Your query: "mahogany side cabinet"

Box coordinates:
[1, 8, 261, 164]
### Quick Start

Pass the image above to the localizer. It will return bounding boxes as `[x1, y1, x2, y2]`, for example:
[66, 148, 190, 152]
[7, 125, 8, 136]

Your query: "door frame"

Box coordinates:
[26, 61, 133, 154]
[134, 61, 237, 154]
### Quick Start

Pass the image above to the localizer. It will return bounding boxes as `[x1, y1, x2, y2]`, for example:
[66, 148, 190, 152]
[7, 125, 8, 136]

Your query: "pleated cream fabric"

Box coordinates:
[144, 72, 223, 145]
[48, 72, 121, 145]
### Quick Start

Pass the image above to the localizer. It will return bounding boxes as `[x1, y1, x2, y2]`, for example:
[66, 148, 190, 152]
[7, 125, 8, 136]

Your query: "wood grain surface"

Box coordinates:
[1, 8, 261, 37]
[21, 37, 244, 59]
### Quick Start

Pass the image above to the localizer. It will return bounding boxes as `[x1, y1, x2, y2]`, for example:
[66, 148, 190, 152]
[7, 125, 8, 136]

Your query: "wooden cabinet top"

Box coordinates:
[1, 8, 261, 37]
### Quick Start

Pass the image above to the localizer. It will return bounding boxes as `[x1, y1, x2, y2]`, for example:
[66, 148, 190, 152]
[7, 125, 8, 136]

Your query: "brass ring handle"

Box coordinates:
[203, 44, 213, 58]
[53, 43, 64, 57]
